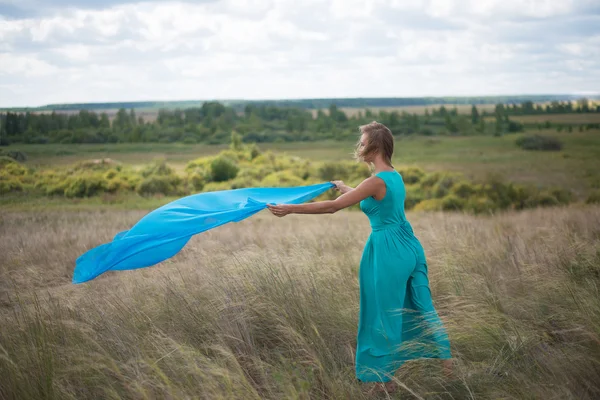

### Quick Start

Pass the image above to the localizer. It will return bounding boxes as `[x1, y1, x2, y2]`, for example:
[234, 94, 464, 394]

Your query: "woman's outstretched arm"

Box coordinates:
[267, 177, 384, 217]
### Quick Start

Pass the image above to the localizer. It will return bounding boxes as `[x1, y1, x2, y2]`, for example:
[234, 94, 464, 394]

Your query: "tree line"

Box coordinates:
[0, 100, 598, 146]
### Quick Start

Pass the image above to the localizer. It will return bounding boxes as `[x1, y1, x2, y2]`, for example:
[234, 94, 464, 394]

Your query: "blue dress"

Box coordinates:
[356, 170, 451, 382]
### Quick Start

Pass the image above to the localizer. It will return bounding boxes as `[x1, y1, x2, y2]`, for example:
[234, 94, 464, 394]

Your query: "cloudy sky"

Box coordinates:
[0, 0, 599, 107]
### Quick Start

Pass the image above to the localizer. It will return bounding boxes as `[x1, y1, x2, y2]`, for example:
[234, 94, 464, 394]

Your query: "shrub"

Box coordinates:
[136, 175, 181, 196]
[479, 176, 513, 210]
[64, 175, 106, 198]
[104, 169, 119, 180]
[318, 162, 349, 181]
[229, 176, 260, 190]
[397, 167, 425, 184]
[451, 181, 476, 199]
[247, 143, 261, 160]
[261, 171, 305, 187]
[464, 196, 498, 214]
[210, 156, 239, 182]
[413, 199, 443, 212]
[404, 184, 427, 210]
[508, 184, 536, 210]
[106, 178, 131, 193]
[203, 181, 233, 192]
[516, 134, 563, 151]
[141, 159, 174, 177]
[185, 156, 215, 173]
[420, 172, 442, 189]
[432, 175, 458, 198]
[441, 194, 465, 211]
[527, 192, 560, 208]
[0, 178, 24, 194]
[1, 158, 28, 176]
[548, 187, 573, 204]
[187, 172, 205, 192]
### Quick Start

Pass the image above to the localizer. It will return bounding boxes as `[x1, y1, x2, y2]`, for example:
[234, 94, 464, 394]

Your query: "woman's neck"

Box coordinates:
[371, 158, 394, 173]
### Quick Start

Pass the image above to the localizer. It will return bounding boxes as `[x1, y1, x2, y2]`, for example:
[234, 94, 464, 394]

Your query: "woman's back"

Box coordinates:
[359, 170, 410, 232]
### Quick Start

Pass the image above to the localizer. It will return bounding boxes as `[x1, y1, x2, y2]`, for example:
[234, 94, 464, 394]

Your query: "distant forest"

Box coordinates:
[1, 97, 599, 146]
[2, 94, 599, 112]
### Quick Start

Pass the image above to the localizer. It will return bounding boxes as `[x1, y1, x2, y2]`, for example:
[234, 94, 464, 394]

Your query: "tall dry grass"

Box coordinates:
[1, 206, 600, 399]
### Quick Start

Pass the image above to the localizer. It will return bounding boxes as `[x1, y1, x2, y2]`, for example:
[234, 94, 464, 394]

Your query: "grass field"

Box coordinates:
[504, 114, 600, 124]
[10, 129, 600, 199]
[311, 104, 500, 118]
[3, 111, 600, 398]
[1, 206, 599, 399]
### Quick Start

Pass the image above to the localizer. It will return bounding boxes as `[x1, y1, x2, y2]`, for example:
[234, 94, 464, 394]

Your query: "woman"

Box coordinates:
[267, 121, 452, 394]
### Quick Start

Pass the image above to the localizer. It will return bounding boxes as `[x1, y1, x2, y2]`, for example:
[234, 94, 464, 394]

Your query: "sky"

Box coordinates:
[0, 0, 599, 107]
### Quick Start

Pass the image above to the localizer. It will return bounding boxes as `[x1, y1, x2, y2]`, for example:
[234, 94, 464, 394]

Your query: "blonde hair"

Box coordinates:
[354, 121, 394, 166]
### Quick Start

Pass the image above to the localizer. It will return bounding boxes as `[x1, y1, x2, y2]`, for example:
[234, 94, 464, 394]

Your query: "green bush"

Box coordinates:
[210, 156, 239, 182]
[432, 175, 458, 198]
[203, 181, 233, 192]
[318, 162, 349, 181]
[413, 199, 443, 212]
[136, 175, 181, 196]
[64, 175, 106, 198]
[106, 178, 131, 193]
[1, 160, 29, 176]
[104, 169, 119, 180]
[397, 167, 425, 184]
[141, 159, 174, 177]
[548, 187, 573, 204]
[187, 172, 205, 192]
[508, 184, 535, 210]
[229, 175, 260, 190]
[479, 178, 513, 210]
[516, 134, 563, 151]
[441, 194, 465, 211]
[420, 172, 442, 189]
[404, 184, 427, 210]
[247, 143, 261, 160]
[464, 196, 498, 214]
[0, 178, 24, 194]
[0, 146, 582, 214]
[526, 192, 560, 208]
[261, 171, 305, 187]
[451, 181, 476, 199]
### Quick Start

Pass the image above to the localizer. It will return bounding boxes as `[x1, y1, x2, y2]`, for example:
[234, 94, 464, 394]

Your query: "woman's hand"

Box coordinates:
[331, 180, 344, 191]
[331, 180, 353, 194]
[267, 203, 292, 218]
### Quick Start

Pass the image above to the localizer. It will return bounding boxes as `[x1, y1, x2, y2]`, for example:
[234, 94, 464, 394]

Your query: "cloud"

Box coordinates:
[0, 0, 598, 107]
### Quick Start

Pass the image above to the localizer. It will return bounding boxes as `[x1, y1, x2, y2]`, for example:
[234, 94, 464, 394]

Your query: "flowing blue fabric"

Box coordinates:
[73, 182, 334, 284]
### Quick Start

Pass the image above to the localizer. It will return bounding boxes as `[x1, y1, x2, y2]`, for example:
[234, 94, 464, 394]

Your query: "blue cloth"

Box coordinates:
[73, 182, 333, 284]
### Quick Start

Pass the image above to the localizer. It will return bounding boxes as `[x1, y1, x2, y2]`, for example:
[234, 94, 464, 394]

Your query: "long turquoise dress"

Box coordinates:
[356, 170, 451, 382]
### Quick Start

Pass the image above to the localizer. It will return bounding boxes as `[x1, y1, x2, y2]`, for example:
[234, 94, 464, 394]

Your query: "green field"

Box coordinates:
[484, 114, 600, 124]
[9, 129, 600, 199]
[3, 109, 600, 399]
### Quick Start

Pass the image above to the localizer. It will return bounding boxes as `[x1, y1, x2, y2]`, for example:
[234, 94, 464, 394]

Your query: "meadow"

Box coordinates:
[6, 128, 600, 202]
[2, 109, 600, 399]
[1, 205, 599, 399]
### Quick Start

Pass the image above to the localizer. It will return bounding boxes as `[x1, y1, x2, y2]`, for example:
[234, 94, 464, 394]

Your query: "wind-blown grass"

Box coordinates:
[1, 205, 600, 399]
